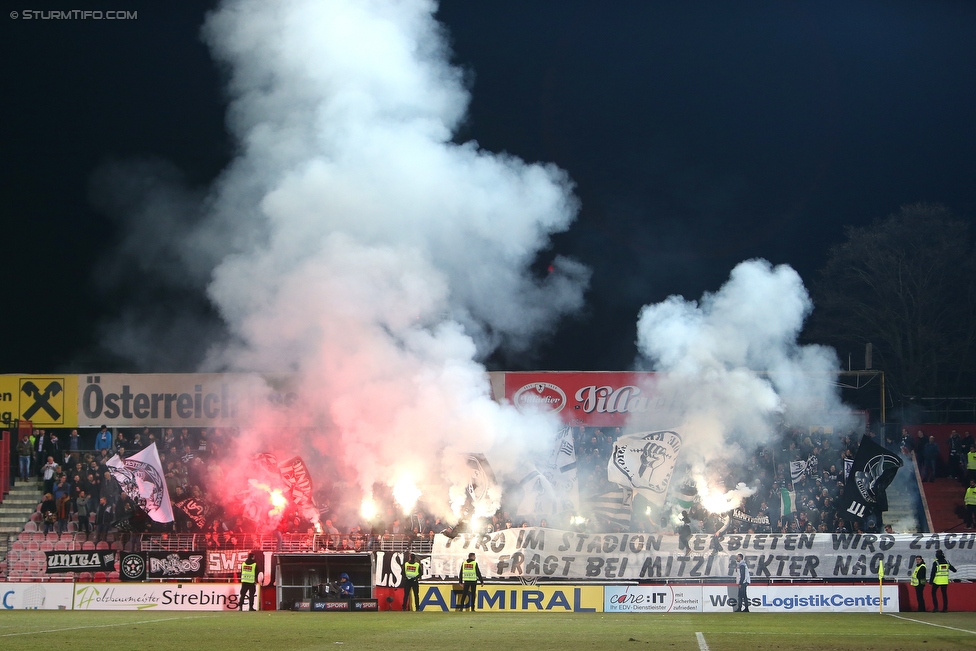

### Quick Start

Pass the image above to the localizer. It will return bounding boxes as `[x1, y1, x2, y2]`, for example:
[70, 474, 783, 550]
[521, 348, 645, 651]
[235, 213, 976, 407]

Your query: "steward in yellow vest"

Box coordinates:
[910, 557, 927, 612]
[930, 549, 956, 612]
[458, 553, 484, 612]
[402, 552, 422, 611]
[238, 552, 258, 611]
[966, 481, 976, 529]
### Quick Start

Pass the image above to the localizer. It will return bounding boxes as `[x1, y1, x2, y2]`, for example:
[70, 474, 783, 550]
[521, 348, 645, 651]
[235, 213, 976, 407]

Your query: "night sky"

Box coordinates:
[3, 1, 975, 373]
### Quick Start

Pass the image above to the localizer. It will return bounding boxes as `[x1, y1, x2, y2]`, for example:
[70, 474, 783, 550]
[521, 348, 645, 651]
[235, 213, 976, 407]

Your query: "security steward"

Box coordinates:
[238, 551, 258, 611]
[965, 480, 976, 529]
[402, 552, 421, 611]
[458, 552, 484, 612]
[910, 556, 927, 612]
[930, 549, 957, 612]
[968, 448, 976, 483]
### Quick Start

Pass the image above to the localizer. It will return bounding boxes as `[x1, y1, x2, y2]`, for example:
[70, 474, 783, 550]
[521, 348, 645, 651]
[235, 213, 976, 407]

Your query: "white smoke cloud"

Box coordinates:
[171, 0, 588, 521]
[634, 259, 854, 501]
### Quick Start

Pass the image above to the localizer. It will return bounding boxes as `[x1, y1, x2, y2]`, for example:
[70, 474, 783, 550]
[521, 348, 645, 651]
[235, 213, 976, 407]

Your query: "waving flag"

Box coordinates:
[107, 443, 174, 523]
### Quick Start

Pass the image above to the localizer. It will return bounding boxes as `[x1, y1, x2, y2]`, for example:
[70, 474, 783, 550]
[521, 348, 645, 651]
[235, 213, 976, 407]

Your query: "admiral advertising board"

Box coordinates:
[72, 582, 248, 610]
[416, 584, 602, 612]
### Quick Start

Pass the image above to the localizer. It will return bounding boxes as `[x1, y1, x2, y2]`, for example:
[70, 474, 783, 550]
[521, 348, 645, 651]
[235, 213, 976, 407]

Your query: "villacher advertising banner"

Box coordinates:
[432, 529, 976, 582]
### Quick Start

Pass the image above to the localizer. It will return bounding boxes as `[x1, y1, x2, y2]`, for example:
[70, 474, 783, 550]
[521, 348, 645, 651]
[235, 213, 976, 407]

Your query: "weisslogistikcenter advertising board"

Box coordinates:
[701, 584, 899, 613]
[71, 582, 248, 610]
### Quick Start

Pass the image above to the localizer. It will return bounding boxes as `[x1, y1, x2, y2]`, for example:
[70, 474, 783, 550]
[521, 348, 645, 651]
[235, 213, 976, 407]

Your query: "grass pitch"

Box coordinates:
[1, 611, 975, 651]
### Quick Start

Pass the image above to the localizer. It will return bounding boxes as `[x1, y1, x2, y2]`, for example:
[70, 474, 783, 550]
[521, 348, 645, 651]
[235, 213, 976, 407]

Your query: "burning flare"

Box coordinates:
[392, 475, 422, 514]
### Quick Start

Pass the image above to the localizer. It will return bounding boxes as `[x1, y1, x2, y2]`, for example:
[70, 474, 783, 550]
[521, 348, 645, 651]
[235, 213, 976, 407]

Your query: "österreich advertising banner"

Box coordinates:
[72, 582, 247, 610]
[504, 372, 662, 427]
[1, 583, 75, 610]
[432, 529, 976, 581]
[416, 584, 603, 612]
[701, 584, 899, 613]
[77, 373, 299, 427]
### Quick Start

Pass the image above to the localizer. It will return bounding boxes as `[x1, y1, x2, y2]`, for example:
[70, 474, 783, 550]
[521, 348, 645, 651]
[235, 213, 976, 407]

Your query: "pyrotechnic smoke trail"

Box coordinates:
[633, 259, 854, 513]
[185, 0, 588, 522]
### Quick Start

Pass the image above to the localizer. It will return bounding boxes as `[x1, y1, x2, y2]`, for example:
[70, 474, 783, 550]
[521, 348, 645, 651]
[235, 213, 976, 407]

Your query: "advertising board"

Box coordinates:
[1, 583, 75, 610]
[604, 585, 702, 612]
[416, 584, 603, 612]
[72, 582, 247, 610]
[701, 584, 899, 613]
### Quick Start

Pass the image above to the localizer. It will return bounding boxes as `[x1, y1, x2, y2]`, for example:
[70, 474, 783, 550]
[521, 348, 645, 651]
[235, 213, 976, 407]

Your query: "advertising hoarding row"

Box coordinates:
[3, 581, 898, 613]
[2, 583, 245, 610]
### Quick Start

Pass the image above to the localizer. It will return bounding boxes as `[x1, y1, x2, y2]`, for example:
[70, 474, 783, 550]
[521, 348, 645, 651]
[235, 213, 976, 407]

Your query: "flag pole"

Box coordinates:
[878, 557, 884, 613]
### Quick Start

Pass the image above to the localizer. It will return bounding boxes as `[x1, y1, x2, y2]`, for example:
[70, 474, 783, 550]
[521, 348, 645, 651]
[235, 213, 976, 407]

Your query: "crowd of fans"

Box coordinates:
[7, 420, 950, 547]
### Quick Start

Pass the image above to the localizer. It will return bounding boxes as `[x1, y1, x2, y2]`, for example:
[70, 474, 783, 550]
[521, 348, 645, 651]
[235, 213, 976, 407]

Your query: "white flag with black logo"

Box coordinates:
[607, 430, 682, 506]
[107, 442, 174, 523]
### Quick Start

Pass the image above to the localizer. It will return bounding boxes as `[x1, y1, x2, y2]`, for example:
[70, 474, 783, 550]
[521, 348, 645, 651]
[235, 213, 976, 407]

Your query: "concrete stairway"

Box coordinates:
[0, 478, 43, 561]
[921, 477, 970, 532]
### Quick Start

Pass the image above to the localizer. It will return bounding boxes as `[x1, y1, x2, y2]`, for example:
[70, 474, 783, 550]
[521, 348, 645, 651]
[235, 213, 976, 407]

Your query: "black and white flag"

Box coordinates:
[607, 430, 682, 506]
[836, 437, 902, 521]
[107, 442, 174, 523]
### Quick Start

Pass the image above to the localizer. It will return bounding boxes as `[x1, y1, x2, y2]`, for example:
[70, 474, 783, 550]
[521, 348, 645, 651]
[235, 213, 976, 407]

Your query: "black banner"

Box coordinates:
[45, 550, 116, 573]
[120, 552, 147, 581]
[836, 437, 903, 522]
[148, 551, 206, 579]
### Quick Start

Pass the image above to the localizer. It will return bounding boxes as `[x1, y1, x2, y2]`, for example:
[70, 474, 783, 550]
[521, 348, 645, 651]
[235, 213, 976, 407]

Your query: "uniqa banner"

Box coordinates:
[432, 529, 976, 581]
[45, 550, 116, 573]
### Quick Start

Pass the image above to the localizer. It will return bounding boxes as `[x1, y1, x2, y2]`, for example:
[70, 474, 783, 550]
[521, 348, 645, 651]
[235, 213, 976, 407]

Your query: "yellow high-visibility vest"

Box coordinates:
[966, 487, 976, 506]
[404, 561, 421, 580]
[968, 450, 976, 470]
[241, 562, 256, 583]
[910, 562, 925, 587]
[934, 563, 950, 585]
[461, 561, 478, 582]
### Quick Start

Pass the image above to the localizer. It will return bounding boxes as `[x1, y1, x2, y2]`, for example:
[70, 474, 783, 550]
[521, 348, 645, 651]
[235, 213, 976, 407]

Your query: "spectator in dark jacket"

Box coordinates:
[922, 435, 940, 483]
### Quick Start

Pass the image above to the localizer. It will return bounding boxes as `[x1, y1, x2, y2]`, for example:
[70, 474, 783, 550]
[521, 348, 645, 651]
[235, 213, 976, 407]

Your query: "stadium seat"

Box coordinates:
[110, 542, 122, 551]
[67, 522, 78, 532]
[108, 571, 119, 581]
[11, 541, 25, 551]
[54, 541, 69, 551]
[95, 541, 109, 550]
[26, 542, 40, 552]
[23, 521, 38, 533]
[81, 541, 95, 551]
[31, 533, 45, 542]
[18, 531, 31, 542]
[39, 542, 54, 552]
[6, 551, 19, 563]
[29, 512, 41, 522]
[45, 532, 59, 542]
[78, 572, 93, 582]
[93, 572, 107, 582]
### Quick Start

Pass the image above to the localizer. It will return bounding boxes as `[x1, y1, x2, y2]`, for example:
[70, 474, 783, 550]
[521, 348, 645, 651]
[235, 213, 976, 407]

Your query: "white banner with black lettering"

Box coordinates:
[432, 529, 976, 581]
